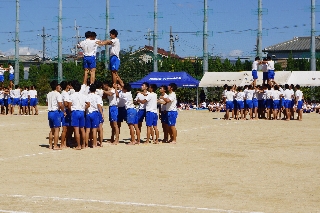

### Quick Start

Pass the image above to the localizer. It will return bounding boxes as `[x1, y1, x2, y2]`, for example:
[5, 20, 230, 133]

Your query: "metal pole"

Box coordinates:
[105, 0, 110, 70]
[170, 26, 173, 55]
[311, 0, 316, 71]
[74, 19, 79, 66]
[42, 27, 46, 62]
[15, 0, 20, 85]
[58, 0, 63, 82]
[203, 0, 208, 74]
[257, 0, 263, 58]
[153, 0, 158, 72]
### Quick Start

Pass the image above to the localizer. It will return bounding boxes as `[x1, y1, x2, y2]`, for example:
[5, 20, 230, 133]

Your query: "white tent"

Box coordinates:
[199, 72, 244, 87]
[286, 71, 320, 86]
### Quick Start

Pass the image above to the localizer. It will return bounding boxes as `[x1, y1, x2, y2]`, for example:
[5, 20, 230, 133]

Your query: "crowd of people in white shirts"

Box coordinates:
[46, 75, 178, 150]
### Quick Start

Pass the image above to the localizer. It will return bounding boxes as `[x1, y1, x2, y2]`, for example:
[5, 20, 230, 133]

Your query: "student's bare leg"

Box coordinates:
[90, 68, 96, 85]
[91, 128, 98, 147]
[60, 126, 67, 148]
[85, 128, 90, 148]
[98, 123, 103, 147]
[127, 124, 135, 145]
[49, 130, 53, 149]
[117, 122, 122, 135]
[286, 109, 291, 121]
[169, 125, 177, 144]
[73, 127, 81, 150]
[153, 126, 159, 144]
[83, 68, 89, 85]
[134, 124, 140, 144]
[111, 71, 118, 85]
[225, 109, 229, 120]
[112, 121, 119, 144]
[79, 127, 86, 148]
[52, 127, 61, 150]
[145, 126, 151, 144]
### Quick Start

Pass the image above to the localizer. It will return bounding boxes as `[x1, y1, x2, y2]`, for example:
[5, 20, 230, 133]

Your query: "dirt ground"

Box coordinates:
[0, 106, 319, 213]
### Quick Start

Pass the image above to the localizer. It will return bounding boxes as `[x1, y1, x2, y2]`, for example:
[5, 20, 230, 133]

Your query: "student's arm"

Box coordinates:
[117, 75, 124, 87]
[58, 101, 64, 111]
[103, 90, 114, 97]
[96, 40, 113, 45]
[137, 99, 147, 104]
[113, 84, 119, 98]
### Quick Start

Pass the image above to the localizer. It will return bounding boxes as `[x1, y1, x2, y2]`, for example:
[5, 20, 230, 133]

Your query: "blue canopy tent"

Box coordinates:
[130, 71, 200, 107]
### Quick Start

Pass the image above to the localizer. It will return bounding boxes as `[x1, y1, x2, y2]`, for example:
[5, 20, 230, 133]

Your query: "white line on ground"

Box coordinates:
[0, 194, 264, 213]
[0, 150, 61, 161]
[0, 210, 30, 213]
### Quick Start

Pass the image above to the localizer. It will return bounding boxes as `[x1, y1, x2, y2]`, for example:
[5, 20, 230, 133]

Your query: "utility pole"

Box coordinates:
[257, 0, 263, 58]
[145, 29, 152, 46]
[74, 19, 80, 66]
[15, 0, 20, 85]
[105, 0, 110, 70]
[58, 0, 63, 82]
[153, 0, 158, 72]
[169, 26, 178, 55]
[203, 0, 208, 74]
[311, 0, 316, 71]
[38, 27, 51, 63]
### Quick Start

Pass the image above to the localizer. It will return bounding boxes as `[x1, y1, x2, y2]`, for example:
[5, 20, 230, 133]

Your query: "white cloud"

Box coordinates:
[229, 49, 243, 57]
[4, 47, 41, 56]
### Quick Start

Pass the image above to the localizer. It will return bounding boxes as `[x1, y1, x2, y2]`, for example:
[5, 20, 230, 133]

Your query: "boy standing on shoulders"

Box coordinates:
[252, 57, 260, 85]
[46, 80, 64, 150]
[137, 84, 159, 144]
[160, 83, 178, 144]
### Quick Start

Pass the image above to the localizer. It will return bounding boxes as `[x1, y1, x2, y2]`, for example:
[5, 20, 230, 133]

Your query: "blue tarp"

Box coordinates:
[130, 72, 199, 88]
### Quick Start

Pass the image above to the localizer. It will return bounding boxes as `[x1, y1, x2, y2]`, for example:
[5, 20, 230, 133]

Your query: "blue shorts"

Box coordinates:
[9, 74, 14, 81]
[71, 110, 85, 128]
[109, 105, 118, 122]
[297, 100, 303, 110]
[48, 111, 61, 128]
[273, 100, 280, 110]
[253, 99, 258, 108]
[30, 98, 37, 106]
[226, 101, 234, 110]
[252, 70, 258, 79]
[160, 111, 168, 123]
[246, 100, 253, 109]
[117, 107, 127, 122]
[146, 111, 158, 127]
[266, 99, 273, 109]
[166, 111, 178, 126]
[13, 98, 20, 106]
[98, 111, 104, 124]
[83, 56, 96, 69]
[284, 100, 291, 109]
[62, 109, 71, 127]
[138, 109, 146, 123]
[109, 55, 120, 71]
[0, 75, 4, 82]
[126, 108, 138, 125]
[268, 70, 275, 79]
[263, 72, 268, 81]
[237, 101, 244, 109]
[85, 111, 100, 128]
[21, 99, 28, 107]
[0, 98, 3, 106]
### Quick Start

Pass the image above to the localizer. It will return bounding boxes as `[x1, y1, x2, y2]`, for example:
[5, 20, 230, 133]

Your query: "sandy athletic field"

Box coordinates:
[0, 106, 319, 213]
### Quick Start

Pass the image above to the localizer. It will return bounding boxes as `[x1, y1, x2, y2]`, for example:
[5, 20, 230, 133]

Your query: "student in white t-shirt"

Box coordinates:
[158, 85, 169, 143]
[252, 57, 260, 85]
[161, 83, 178, 144]
[295, 85, 304, 121]
[137, 84, 159, 144]
[20, 86, 29, 115]
[28, 85, 38, 115]
[244, 85, 254, 119]
[46, 80, 64, 150]
[0, 64, 5, 86]
[235, 87, 245, 120]
[59, 81, 71, 149]
[103, 81, 119, 145]
[271, 85, 282, 120]
[134, 82, 149, 133]
[261, 58, 268, 85]
[283, 84, 293, 121]
[224, 86, 235, 120]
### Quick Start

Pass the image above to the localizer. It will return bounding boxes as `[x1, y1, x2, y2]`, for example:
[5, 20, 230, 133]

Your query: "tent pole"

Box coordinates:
[196, 87, 199, 109]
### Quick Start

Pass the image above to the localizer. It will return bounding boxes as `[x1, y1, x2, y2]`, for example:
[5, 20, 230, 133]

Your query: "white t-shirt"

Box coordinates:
[117, 90, 126, 107]
[267, 60, 275, 70]
[262, 90, 267, 100]
[222, 89, 227, 98]
[69, 92, 86, 111]
[160, 93, 168, 111]
[272, 90, 282, 100]
[145, 92, 158, 113]
[61, 90, 70, 106]
[283, 89, 293, 100]
[107, 88, 118, 106]
[0, 90, 4, 99]
[13, 89, 21, 99]
[9, 66, 14, 74]
[0, 67, 5, 75]
[289, 89, 295, 99]
[261, 63, 267, 72]
[86, 93, 102, 114]
[166, 92, 177, 111]
[110, 38, 120, 58]
[295, 90, 303, 101]
[95, 89, 104, 98]
[68, 88, 75, 95]
[79, 39, 99, 57]
[225, 91, 235, 102]
[266, 90, 273, 99]
[245, 89, 254, 100]
[46, 91, 62, 111]
[80, 84, 90, 96]
[252, 61, 259, 70]
[28, 90, 37, 98]
[235, 91, 245, 101]
[135, 92, 148, 110]
[119, 91, 135, 109]
[21, 90, 28, 99]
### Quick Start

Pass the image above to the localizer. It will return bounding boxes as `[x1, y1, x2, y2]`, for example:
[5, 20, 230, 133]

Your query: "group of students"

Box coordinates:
[0, 84, 38, 116]
[222, 81, 304, 121]
[0, 63, 15, 88]
[46, 77, 178, 150]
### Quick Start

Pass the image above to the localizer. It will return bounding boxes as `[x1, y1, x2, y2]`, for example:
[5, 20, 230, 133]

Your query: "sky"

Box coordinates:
[0, 0, 318, 59]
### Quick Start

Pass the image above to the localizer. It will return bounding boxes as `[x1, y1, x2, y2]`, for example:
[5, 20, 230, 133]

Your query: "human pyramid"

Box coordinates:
[46, 29, 178, 150]
[222, 56, 304, 121]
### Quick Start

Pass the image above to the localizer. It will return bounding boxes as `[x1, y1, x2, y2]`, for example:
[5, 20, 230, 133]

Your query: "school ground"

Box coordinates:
[0, 106, 319, 213]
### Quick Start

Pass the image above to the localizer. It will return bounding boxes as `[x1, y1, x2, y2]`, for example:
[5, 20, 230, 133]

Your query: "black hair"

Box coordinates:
[60, 81, 68, 90]
[267, 84, 271, 90]
[274, 85, 279, 90]
[255, 56, 260, 61]
[223, 84, 228, 90]
[150, 84, 157, 92]
[90, 31, 97, 38]
[267, 56, 271, 60]
[296, 84, 300, 89]
[237, 86, 242, 91]
[71, 80, 79, 88]
[15, 85, 19, 89]
[160, 85, 168, 91]
[169, 83, 177, 91]
[89, 84, 96, 92]
[142, 82, 149, 88]
[123, 83, 132, 92]
[290, 84, 294, 89]
[109, 29, 118, 37]
[284, 84, 289, 89]
[227, 86, 232, 91]
[248, 85, 252, 89]
[50, 80, 59, 91]
[73, 81, 81, 92]
[95, 80, 103, 89]
[85, 31, 92, 38]
[103, 81, 111, 87]
[8, 63, 12, 66]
